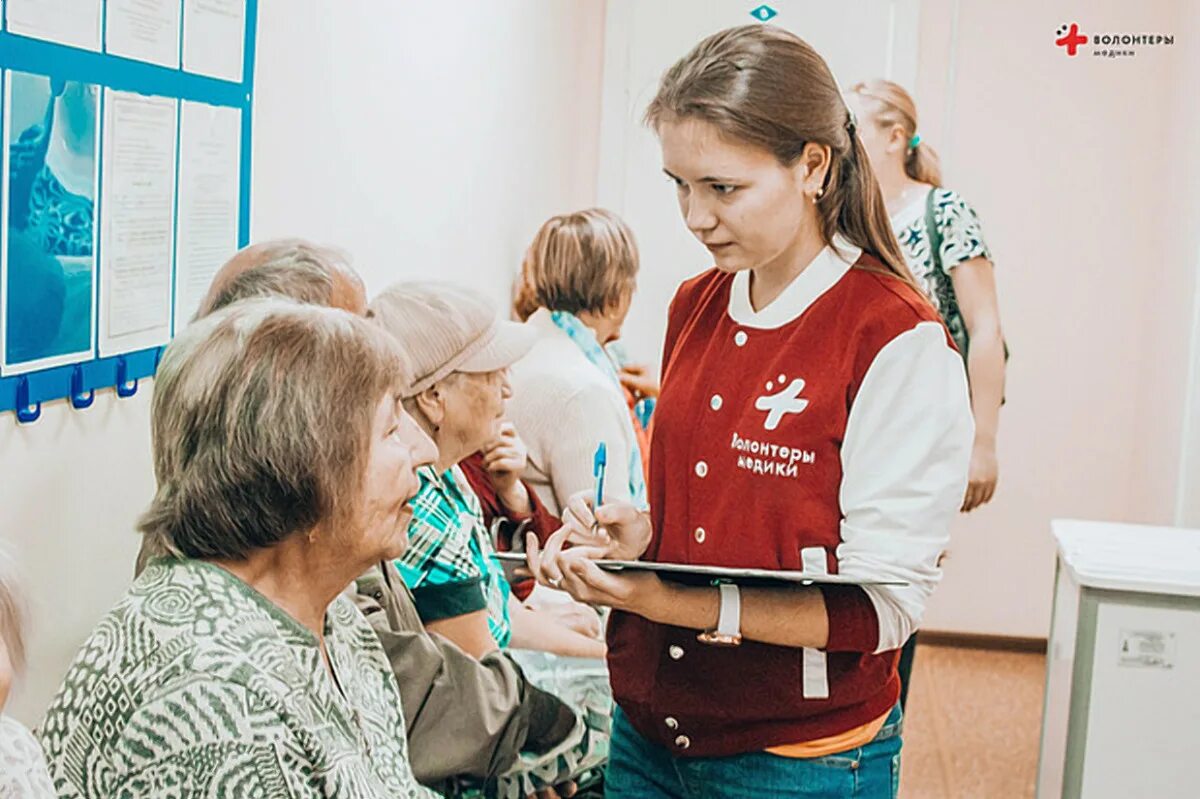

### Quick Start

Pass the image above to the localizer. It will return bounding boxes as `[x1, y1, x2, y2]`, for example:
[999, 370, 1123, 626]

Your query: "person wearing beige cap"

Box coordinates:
[129, 244, 588, 798]
[369, 282, 607, 662]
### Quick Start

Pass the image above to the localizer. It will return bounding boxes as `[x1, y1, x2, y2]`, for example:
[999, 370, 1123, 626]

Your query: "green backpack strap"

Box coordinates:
[924, 187, 943, 275]
[923, 187, 1011, 373]
[923, 188, 969, 358]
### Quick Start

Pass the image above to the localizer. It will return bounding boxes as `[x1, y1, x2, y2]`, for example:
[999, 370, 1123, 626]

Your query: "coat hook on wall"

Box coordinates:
[115, 357, 139, 398]
[70, 365, 95, 409]
[15, 376, 41, 424]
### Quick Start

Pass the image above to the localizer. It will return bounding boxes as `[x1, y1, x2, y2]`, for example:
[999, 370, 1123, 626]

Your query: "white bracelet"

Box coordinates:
[697, 583, 743, 646]
[716, 583, 741, 637]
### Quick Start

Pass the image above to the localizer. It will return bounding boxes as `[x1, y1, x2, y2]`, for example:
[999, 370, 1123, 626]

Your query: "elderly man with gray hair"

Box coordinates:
[133, 239, 582, 798]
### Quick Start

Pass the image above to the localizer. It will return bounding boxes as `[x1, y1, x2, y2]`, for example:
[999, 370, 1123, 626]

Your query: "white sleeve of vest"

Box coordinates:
[836, 321, 974, 653]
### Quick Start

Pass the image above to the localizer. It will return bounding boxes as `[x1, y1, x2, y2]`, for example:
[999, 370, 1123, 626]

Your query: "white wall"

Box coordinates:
[250, 0, 606, 305]
[0, 393, 153, 726]
[915, 0, 1199, 637]
[0, 0, 607, 727]
[1173, 0, 1200, 529]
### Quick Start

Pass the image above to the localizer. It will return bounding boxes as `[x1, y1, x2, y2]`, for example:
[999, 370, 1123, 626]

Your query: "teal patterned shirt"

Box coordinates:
[39, 559, 436, 798]
[396, 465, 513, 647]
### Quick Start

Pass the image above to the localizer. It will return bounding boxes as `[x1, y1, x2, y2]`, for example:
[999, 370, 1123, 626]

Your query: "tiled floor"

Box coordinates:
[899, 643, 1047, 798]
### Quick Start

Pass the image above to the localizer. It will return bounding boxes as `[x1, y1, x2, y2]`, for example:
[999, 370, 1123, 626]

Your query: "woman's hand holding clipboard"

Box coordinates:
[524, 442, 662, 612]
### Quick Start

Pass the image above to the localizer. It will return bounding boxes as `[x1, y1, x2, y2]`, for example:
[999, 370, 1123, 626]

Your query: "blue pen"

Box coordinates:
[593, 442, 608, 510]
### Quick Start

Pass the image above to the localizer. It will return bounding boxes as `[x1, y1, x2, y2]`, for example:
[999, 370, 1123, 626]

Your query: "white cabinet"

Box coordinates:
[1039, 520, 1200, 798]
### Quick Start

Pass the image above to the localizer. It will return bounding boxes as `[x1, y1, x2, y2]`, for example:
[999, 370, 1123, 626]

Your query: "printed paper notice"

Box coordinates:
[6, 0, 103, 50]
[174, 101, 240, 325]
[106, 0, 183, 67]
[99, 91, 178, 356]
[182, 0, 246, 82]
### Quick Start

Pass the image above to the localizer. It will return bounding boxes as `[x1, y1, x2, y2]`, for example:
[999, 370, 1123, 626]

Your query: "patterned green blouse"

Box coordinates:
[39, 559, 436, 798]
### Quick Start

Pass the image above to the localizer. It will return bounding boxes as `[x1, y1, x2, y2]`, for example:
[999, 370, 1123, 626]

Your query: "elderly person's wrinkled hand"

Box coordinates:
[483, 421, 532, 513]
[523, 593, 603, 640]
[618, 362, 659, 399]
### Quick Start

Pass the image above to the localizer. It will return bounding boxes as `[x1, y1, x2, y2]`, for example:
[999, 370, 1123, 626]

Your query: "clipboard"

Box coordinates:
[493, 551, 906, 588]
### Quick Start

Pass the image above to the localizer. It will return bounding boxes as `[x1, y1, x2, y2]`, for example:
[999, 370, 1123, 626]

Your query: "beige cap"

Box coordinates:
[369, 281, 536, 397]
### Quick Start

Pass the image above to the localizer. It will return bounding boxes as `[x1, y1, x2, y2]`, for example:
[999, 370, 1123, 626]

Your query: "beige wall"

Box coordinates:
[0, 395, 152, 727]
[0, 0, 607, 727]
[1172, 0, 1200, 529]
[916, 0, 1199, 635]
[249, 0, 607, 305]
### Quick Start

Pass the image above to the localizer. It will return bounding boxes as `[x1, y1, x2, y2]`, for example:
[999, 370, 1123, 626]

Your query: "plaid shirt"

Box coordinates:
[395, 465, 513, 647]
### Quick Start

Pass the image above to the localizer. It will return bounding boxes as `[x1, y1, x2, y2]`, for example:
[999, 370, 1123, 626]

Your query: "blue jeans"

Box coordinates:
[605, 704, 903, 798]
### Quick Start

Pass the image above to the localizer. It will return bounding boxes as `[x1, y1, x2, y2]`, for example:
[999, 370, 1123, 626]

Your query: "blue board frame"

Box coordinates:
[0, 0, 257, 422]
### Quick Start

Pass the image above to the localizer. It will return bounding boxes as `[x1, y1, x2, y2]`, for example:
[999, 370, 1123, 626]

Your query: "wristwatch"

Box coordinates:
[697, 583, 743, 646]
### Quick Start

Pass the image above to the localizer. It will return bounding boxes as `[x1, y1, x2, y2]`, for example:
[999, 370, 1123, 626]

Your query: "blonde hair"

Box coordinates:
[138, 299, 405, 561]
[645, 25, 919, 292]
[0, 546, 28, 679]
[513, 208, 639, 322]
[849, 80, 942, 187]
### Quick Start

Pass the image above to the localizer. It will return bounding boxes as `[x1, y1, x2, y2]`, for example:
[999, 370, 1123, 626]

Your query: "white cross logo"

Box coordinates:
[755, 377, 809, 431]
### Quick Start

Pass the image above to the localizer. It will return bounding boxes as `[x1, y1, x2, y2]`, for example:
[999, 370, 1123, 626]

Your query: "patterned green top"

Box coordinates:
[396, 465, 513, 647]
[39, 559, 436, 798]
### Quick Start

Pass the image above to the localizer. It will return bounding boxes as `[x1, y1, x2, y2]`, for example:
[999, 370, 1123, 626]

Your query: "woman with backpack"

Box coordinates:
[848, 80, 1006, 516]
[848, 80, 1008, 711]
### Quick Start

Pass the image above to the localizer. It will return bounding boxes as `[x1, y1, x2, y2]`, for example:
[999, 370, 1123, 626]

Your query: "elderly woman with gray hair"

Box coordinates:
[39, 299, 440, 798]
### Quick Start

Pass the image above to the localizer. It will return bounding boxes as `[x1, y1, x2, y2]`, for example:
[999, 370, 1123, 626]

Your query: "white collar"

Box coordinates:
[727, 236, 862, 329]
[890, 186, 934, 233]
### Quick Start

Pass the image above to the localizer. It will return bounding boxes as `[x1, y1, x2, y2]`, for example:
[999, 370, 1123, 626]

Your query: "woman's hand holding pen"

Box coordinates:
[524, 491, 662, 615]
[562, 492, 651, 561]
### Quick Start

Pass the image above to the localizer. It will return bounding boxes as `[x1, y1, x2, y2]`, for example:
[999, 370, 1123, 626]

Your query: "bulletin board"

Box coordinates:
[0, 0, 256, 422]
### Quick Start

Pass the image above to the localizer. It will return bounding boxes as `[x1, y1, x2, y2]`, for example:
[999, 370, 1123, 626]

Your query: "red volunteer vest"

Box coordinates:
[607, 255, 946, 757]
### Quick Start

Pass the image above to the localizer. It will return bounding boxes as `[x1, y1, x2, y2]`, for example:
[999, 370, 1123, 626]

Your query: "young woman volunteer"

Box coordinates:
[528, 25, 974, 798]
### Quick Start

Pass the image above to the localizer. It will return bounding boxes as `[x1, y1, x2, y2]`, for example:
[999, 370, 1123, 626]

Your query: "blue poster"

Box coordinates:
[2, 71, 98, 373]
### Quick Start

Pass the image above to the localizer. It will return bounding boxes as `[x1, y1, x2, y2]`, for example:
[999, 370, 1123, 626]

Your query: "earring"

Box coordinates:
[812, 187, 826, 203]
